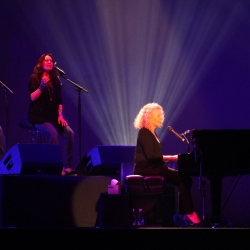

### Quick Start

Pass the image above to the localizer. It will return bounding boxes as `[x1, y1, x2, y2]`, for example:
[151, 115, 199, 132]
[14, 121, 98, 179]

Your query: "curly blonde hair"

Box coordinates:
[134, 102, 165, 129]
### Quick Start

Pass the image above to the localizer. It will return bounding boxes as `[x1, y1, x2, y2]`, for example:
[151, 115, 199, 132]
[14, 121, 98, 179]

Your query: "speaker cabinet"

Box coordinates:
[76, 145, 135, 175]
[0, 143, 63, 175]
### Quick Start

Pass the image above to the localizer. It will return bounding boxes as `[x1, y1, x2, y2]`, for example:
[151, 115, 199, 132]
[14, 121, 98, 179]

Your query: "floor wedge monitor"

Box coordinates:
[0, 143, 63, 175]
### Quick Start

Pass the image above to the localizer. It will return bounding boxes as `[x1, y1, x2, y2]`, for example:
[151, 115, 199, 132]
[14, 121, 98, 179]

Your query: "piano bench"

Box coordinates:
[124, 175, 175, 227]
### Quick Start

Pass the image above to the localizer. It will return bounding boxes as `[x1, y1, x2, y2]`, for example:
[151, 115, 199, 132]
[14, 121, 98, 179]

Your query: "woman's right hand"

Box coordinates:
[38, 79, 46, 91]
[41, 73, 50, 84]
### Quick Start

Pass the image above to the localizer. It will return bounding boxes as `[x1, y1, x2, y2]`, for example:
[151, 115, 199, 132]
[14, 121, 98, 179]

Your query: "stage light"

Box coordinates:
[15, 0, 247, 146]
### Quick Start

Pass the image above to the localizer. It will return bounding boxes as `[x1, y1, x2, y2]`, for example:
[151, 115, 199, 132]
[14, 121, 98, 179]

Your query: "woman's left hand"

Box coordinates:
[58, 115, 68, 126]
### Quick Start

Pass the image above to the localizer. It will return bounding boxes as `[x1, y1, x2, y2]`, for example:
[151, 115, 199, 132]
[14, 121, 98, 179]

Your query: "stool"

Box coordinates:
[125, 175, 165, 226]
[19, 119, 45, 143]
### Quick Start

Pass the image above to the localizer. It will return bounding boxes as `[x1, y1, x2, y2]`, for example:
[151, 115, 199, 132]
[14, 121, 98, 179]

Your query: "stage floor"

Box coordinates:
[0, 174, 117, 228]
[1, 227, 250, 249]
[1, 174, 250, 229]
[1, 173, 250, 248]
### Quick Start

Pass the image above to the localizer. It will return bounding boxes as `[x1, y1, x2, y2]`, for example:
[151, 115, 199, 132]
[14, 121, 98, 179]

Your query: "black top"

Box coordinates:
[134, 127, 164, 175]
[28, 73, 64, 133]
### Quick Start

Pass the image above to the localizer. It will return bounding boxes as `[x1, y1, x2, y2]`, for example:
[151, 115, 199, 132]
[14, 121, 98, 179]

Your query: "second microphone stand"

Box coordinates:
[60, 75, 88, 164]
[0, 80, 14, 152]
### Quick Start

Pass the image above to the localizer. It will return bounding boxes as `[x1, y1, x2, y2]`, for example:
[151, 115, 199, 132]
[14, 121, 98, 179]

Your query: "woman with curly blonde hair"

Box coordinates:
[133, 102, 200, 226]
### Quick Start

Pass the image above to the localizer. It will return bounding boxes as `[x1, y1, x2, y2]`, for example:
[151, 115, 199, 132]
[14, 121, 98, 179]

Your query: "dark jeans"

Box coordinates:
[35, 122, 74, 169]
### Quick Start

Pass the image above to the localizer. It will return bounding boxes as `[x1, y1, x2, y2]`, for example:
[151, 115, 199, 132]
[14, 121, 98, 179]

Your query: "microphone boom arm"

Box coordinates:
[60, 75, 88, 93]
[167, 126, 187, 143]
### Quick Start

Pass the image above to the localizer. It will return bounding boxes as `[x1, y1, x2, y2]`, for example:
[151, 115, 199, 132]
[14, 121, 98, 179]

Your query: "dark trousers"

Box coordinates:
[134, 165, 194, 214]
[159, 167, 193, 214]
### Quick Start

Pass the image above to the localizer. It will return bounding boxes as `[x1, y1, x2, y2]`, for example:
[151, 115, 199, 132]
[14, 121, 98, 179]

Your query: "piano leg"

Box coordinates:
[210, 176, 222, 224]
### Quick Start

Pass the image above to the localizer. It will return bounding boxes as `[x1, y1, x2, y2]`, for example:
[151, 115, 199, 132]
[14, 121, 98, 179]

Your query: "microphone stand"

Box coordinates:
[0, 80, 14, 152]
[181, 132, 190, 153]
[60, 75, 88, 164]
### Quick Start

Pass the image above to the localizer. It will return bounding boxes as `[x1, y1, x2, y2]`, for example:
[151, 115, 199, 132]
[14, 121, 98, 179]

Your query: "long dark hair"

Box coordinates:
[33, 53, 59, 80]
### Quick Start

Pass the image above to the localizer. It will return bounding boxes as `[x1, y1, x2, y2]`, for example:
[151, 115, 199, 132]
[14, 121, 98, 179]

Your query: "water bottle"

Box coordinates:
[137, 208, 145, 226]
[132, 208, 137, 226]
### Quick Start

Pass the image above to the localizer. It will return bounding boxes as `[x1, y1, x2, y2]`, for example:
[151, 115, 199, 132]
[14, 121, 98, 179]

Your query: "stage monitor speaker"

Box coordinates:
[0, 143, 63, 175]
[76, 145, 135, 175]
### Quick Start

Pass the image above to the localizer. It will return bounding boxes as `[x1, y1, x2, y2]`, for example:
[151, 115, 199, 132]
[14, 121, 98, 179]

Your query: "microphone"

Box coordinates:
[167, 126, 186, 142]
[54, 63, 66, 75]
[183, 130, 190, 135]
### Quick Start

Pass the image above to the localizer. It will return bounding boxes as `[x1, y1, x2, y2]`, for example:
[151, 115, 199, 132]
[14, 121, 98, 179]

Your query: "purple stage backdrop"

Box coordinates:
[1, 0, 250, 227]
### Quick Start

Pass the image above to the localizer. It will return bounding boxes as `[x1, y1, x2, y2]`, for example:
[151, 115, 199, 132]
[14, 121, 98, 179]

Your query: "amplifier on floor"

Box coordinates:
[0, 143, 63, 175]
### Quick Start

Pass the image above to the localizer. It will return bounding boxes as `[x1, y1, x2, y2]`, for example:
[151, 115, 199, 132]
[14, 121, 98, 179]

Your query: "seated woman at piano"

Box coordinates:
[133, 102, 200, 226]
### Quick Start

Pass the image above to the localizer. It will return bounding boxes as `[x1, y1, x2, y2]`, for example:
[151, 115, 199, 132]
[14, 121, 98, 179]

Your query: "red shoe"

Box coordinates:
[61, 168, 77, 176]
[184, 211, 200, 225]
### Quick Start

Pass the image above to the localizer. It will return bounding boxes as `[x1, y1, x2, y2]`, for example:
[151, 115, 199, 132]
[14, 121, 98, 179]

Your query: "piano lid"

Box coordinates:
[191, 129, 250, 175]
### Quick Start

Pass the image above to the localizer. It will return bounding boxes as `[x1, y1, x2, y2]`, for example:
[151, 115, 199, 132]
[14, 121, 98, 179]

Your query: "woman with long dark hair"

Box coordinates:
[28, 53, 75, 175]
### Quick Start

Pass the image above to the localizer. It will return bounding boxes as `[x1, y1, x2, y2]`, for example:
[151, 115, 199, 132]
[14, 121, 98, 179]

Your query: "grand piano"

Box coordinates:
[178, 129, 250, 224]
